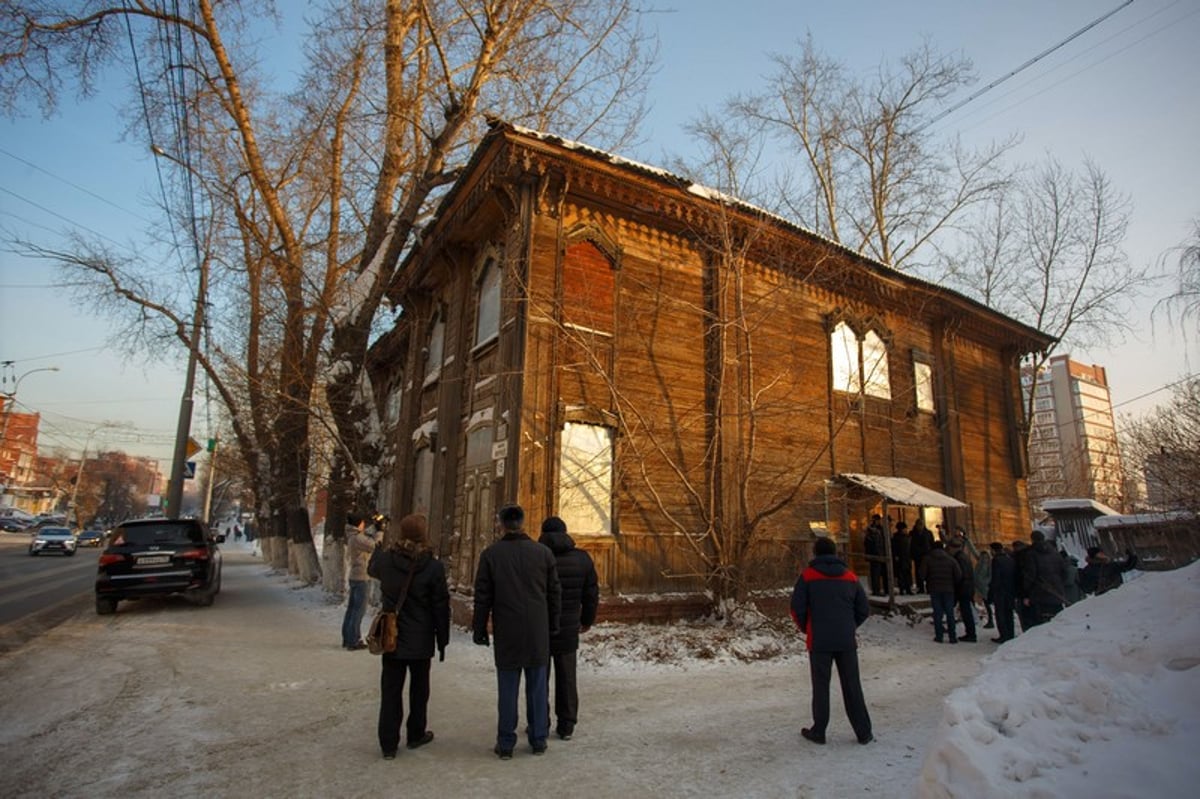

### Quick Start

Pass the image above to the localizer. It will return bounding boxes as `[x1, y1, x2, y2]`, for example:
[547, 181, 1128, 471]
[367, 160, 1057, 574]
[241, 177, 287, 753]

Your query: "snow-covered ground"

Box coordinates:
[0, 540, 1195, 798]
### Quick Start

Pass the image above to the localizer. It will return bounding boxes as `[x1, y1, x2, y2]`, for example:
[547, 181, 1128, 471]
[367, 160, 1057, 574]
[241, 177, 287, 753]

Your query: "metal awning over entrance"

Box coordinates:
[838, 473, 967, 509]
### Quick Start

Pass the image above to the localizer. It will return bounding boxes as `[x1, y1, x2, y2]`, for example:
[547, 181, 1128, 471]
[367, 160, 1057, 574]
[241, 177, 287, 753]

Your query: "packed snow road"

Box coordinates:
[0, 546, 989, 798]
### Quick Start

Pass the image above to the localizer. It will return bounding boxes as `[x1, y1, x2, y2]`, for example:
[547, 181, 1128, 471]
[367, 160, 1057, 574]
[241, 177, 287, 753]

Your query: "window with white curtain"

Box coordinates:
[831, 321, 859, 394]
[558, 422, 613, 536]
[862, 330, 891, 399]
[913, 359, 935, 413]
[475, 258, 500, 348]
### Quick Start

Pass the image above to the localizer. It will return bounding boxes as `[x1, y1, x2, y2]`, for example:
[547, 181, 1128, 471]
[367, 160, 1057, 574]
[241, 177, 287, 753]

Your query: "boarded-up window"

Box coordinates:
[562, 241, 615, 334]
[558, 421, 613, 536]
[475, 258, 501, 347]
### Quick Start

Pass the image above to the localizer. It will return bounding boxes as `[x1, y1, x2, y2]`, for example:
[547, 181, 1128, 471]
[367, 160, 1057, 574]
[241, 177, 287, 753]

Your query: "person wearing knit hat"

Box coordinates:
[473, 503, 562, 759]
[367, 512, 450, 759]
[538, 516, 598, 741]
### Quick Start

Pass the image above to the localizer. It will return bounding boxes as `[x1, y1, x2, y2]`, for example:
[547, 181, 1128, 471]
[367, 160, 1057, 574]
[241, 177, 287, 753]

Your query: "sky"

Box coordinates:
[1, 0, 1197, 472]
[2, 535, 1195, 797]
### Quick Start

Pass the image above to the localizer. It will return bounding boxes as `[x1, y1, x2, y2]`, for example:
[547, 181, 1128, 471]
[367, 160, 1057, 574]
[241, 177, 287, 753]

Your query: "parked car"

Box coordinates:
[95, 518, 224, 615]
[1, 518, 30, 532]
[77, 528, 107, 547]
[29, 526, 78, 556]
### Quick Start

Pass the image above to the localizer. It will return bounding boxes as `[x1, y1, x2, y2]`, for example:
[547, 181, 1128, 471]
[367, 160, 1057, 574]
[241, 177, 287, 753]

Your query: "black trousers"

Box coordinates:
[549, 650, 579, 734]
[808, 650, 872, 741]
[378, 657, 431, 754]
[869, 561, 888, 595]
[993, 592, 1016, 641]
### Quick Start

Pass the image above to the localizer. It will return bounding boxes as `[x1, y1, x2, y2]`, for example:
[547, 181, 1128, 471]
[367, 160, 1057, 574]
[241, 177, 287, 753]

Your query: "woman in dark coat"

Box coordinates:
[539, 516, 599, 740]
[367, 513, 450, 759]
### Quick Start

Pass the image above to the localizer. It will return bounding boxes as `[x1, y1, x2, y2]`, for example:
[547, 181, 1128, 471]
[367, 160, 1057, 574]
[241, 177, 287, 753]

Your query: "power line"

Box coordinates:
[918, 0, 1135, 134]
[0, 144, 156, 226]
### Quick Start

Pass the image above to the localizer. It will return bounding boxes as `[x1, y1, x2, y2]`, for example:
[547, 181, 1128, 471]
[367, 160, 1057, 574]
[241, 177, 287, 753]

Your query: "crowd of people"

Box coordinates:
[864, 515, 1139, 645]
[334, 502, 1138, 759]
[339, 503, 599, 761]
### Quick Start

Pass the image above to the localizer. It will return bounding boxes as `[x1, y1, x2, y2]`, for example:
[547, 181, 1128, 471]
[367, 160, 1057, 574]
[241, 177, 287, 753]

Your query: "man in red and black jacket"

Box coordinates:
[790, 536, 874, 746]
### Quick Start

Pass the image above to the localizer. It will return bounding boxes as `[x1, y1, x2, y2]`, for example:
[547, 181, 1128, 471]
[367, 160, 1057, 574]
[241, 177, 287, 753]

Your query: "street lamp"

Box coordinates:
[0, 365, 60, 446]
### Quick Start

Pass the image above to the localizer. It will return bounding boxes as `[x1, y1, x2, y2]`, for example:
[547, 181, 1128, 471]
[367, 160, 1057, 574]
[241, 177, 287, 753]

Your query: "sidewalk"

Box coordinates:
[0, 548, 988, 798]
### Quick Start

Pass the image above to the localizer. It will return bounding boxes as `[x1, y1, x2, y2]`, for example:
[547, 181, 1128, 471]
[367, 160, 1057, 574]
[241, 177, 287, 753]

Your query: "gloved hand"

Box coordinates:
[473, 631, 489, 647]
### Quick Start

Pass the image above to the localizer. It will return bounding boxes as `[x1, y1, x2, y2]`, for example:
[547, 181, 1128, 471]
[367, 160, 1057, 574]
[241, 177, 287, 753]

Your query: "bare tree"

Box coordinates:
[1, 1, 654, 592]
[725, 36, 1014, 269]
[940, 157, 1150, 479]
[1119, 377, 1200, 514]
[1155, 218, 1200, 340]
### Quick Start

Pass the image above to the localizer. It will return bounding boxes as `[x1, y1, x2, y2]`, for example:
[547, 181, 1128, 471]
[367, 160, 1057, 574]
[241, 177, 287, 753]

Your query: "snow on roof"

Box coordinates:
[1094, 511, 1197, 529]
[1040, 498, 1121, 515]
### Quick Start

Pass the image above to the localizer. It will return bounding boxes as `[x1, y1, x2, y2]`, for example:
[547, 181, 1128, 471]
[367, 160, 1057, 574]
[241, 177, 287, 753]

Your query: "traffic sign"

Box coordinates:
[186, 437, 203, 459]
[184, 461, 197, 479]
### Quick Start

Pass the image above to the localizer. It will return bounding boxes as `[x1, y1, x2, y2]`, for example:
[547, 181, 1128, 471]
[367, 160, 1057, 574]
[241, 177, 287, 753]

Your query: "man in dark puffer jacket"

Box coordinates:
[539, 516, 599, 741]
[367, 513, 450, 760]
[790, 537, 873, 746]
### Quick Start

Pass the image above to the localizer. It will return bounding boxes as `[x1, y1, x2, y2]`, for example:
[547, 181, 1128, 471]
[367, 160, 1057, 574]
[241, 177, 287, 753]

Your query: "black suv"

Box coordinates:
[95, 518, 224, 615]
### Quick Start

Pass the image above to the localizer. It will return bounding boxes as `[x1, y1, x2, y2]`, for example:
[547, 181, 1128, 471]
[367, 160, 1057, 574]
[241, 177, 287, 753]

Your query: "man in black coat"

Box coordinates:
[1021, 530, 1069, 626]
[909, 519, 934, 593]
[1011, 540, 1037, 632]
[473, 504, 562, 759]
[863, 515, 888, 596]
[892, 521, 912, 595]
[987, 542, 1017, 644]
[1078, 546, 1138, 596]
[539, 516, 599, 741]
[790, 537, 873, 746]
[947, 536, 977, 642]
[920, 540, 962, 644]
[367, 513, 450, 759]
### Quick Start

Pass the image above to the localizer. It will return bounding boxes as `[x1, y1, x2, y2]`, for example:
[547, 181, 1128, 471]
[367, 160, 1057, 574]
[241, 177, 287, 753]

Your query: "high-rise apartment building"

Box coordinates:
[1022, 355, 1124, 515]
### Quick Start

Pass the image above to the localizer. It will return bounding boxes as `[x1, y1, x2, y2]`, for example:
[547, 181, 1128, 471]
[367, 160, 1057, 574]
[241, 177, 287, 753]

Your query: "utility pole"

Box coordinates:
[166, 257, 207, 518]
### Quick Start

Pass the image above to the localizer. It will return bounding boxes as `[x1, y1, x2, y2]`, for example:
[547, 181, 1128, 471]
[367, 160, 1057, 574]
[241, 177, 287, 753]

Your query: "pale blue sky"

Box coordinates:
[2, 0, 1197, 468]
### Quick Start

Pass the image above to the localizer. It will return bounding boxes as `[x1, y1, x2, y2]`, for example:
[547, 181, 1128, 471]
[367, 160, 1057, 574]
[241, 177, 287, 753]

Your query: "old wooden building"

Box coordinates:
[368, 122, 1053, 602]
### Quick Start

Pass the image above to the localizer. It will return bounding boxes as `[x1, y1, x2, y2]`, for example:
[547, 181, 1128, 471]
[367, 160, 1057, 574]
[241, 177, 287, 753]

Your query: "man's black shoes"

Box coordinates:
[960, 635, 977, 642]
[494, 746, 513, 760]
[407, 731, 434, 750]
[858, 733, 875, 745]
[801, 727, 826, 745]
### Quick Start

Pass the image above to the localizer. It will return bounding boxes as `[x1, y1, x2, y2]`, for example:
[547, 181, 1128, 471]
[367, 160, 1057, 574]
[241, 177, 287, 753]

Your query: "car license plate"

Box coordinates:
[137, 555, 172, 566]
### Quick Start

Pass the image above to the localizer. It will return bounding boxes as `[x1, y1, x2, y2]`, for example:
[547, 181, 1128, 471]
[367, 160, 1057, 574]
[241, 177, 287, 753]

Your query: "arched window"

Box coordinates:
[862, 330, 891, 399]
[831, 321, 859, 394]
[830, 321, 891, 399]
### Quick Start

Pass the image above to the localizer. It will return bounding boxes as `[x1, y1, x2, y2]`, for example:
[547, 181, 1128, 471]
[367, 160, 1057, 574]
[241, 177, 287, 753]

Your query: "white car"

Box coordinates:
[28, 526, 78, 556]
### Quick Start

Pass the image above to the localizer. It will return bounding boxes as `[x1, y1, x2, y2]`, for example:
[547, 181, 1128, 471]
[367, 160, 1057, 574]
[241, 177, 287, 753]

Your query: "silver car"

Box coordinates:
[29, 526, 78, 556]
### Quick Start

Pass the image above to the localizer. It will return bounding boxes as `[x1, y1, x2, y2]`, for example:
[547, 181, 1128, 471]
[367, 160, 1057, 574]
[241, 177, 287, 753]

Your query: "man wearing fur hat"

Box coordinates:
[538, 516, 599, 741]
[368, 513, 450, 759]
[473, 504, 562, 759]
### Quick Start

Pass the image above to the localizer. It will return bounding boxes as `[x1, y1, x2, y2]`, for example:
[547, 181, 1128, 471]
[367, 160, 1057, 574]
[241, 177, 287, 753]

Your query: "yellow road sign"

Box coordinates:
[186, 437, 202, 459]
